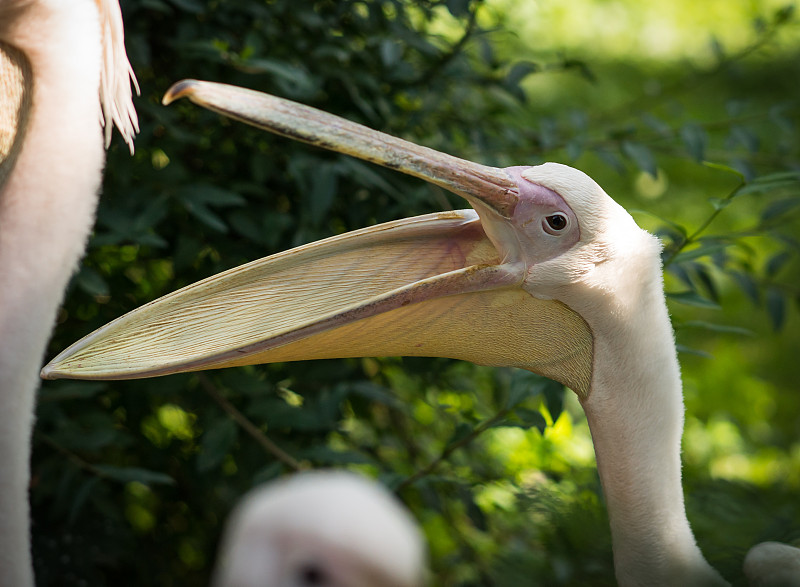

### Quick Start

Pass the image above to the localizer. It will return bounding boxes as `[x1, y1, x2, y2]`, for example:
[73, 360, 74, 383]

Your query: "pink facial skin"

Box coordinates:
[502, 166, 581, 266]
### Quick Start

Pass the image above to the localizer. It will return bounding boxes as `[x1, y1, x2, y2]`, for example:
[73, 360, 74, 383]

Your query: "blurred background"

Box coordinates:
[34, 0, 799, 584]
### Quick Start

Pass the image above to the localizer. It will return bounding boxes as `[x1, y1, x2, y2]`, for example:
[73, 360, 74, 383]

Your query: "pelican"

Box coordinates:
[212, 470, 426, 587]
[0, 1, 137, 584]
[42, 81, 799, 585]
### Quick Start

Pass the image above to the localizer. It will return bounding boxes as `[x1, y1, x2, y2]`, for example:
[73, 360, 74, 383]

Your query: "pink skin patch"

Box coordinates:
[497, 166, 581, 266]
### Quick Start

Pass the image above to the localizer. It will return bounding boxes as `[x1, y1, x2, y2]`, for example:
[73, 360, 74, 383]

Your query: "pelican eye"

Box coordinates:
[544, 213, 568, 233]
[297, 562, 329, 585]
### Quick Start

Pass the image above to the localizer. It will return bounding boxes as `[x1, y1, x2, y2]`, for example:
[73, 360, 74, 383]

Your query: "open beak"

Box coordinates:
[41, 81, 592, 396]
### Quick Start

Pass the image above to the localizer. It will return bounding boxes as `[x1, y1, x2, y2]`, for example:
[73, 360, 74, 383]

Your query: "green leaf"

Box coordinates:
[641, 113, 671, 136]
[595, 148, 626, 174]
[752, 170, 800, 183]
[542, 380, 565, 421]
[766, 251, 791, 277]
[309, 163, 339, 225]
[68, 478, 101, 524]
[676, 344, 713, 359]
[728, 126, 760, 153]
[75, 267, 109, 297]
[39, 382, 107, 402]
[197, 419, 238, 473]
[95, 465, 175, 486]
[177, 184, 246, 207]
[380, 40, 403, 67]
[243, 58, 317, 97]
[667, 290, 720, 309]
[729, 158, 756, 181]
[168, 0, 204, 13]
[703, 161, 746, 181]
[457, 484, 488, 531]
[449, 422, 474, 445]
[708, 197, 732, 211]
[681, 123, 707, 162]
[181, 201, 227, 232]
[770, 104, 795, 134]
[621, 141, 657, 177]
[513, 408, 547, 433]
[773, 4, 795, 24]
[177, 185, 246, 233]
[631, 209, 688, 238]
[565, 139, 584, 161]
[678, 321, 754, 336]
[766, 287, 786, 330]
[349, 381, 407, 411]
[297, 446, 373, 465]
[252, 462, 284, 485]
[670, 242, 727, 264]
[506, 370, 546, 409]
[710, 36, 725, 60]
[562, 58, 596, 82]
[688, 263, 718, 302]
[506, 61, 539, 87]
[446, 0, 471, 17]
[731, 271, 760, 304]
[760, 198, 800, 223]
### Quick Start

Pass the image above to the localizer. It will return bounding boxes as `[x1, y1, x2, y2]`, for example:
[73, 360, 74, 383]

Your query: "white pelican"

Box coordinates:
[0, 1, 137, 584]
[212, 470, 426, 587]
[42, 81, 799, 585]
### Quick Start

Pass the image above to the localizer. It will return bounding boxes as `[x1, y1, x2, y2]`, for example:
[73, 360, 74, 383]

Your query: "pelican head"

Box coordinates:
[41, 80, 660, 402]
[211, 471, 425, 587]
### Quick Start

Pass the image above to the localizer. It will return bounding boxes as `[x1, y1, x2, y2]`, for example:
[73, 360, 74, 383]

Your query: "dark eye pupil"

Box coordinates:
[546, 214, 567, 230]
[298, 563, 328, 586]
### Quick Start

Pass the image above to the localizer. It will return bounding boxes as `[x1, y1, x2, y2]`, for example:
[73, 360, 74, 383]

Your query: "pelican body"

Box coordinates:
[41, 81, 799, 585]
[0, 1, 137, 585]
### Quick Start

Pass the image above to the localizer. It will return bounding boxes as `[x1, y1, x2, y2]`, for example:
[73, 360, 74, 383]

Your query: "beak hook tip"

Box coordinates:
[163, 79, 200, 106]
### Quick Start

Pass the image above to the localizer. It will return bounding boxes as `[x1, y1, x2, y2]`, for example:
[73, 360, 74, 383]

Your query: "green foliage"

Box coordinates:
[34, 1, 800, 585]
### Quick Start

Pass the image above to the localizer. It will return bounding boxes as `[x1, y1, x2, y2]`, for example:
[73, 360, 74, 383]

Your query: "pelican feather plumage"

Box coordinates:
[0, 1, 137, 584]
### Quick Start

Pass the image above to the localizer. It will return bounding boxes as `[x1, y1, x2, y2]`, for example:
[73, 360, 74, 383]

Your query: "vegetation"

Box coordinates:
[34, 0, 799, 585]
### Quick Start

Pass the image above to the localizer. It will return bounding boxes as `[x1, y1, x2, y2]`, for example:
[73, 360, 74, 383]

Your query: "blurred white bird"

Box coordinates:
[212, 471, 426, 587]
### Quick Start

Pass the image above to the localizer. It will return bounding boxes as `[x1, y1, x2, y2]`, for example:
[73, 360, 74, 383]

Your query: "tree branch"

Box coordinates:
[199, 374, 305, 472]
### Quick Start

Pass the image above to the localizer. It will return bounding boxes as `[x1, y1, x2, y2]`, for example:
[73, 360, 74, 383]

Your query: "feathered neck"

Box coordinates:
[569, 232, 726, 585]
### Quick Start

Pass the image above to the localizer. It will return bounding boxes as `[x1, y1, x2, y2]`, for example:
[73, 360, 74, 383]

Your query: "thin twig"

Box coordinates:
[408, 1, 481, 88]
[36, 432, 109, 479]
[662, 180, 746, 268]
[395, 408, 508, 493]
[199, 374, 305, 472]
